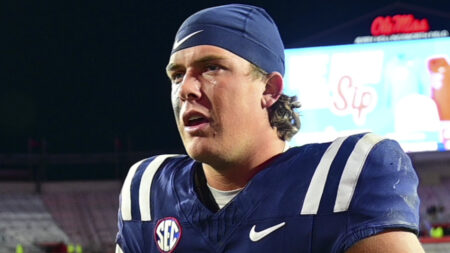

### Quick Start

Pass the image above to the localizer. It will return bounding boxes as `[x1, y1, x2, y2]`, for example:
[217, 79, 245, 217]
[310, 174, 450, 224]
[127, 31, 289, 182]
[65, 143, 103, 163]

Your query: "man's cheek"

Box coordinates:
[172, 103, 181, 121]
[171, 88, 181, 116]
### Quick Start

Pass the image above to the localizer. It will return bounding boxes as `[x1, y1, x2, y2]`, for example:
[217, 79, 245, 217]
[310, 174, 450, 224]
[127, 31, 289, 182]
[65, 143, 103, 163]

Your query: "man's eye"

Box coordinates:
[205, 65, 221, 72]
[171, 73, 184, 84]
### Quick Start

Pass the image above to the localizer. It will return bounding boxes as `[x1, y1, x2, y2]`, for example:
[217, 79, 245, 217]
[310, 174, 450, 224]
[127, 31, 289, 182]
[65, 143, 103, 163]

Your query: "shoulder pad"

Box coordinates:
[301, 133, 385, 214]
[334, 133, 385, 212]
[119, 154, 181, 221]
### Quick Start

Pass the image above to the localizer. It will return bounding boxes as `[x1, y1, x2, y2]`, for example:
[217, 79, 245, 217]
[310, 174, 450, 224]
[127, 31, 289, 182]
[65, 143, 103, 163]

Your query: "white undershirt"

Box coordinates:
[207, 184, 242, 209]
[207, 142, 290, 209]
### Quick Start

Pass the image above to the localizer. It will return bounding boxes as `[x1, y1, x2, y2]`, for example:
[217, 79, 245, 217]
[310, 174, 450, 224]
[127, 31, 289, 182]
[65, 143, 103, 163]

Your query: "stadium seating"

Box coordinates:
[41, 181, 121, 253]
[0, 192, 69, 253]
[418, 178, 450, 253]
[0, 181, 120, 253]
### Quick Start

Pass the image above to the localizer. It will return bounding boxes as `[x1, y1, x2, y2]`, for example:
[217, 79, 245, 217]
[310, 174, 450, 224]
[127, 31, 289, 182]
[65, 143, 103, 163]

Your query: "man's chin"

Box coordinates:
[185, 145, 217, 163]
[186, 150, 211, 163]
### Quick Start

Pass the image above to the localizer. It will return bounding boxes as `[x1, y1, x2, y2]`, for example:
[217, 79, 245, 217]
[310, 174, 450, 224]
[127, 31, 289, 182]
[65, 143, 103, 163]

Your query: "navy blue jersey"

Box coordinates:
[115, 133, 420, 253]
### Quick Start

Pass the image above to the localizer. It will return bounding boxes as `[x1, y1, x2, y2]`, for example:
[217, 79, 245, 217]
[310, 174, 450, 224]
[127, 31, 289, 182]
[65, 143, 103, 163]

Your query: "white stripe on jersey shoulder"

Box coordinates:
[301, 136, 347, 215]
[139, 154, 179, 221]
[120, 158, 145, 221]
[115, 244, 124, 253]
[120, 154, 179, 221]
[334, 133, 384, 212]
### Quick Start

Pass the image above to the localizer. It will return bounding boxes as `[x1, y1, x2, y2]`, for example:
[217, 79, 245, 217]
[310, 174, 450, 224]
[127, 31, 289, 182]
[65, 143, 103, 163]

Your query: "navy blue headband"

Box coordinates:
[171, 4, 285, 76]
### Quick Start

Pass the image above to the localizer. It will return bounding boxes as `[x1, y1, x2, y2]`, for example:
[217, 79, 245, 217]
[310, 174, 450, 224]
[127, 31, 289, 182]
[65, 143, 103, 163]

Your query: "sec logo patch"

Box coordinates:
[154, 217, 182, 252]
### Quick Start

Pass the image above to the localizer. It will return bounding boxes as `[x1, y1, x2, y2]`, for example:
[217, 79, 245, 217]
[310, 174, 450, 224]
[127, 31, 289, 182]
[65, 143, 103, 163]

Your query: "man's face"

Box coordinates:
[167, 45, 269, 166]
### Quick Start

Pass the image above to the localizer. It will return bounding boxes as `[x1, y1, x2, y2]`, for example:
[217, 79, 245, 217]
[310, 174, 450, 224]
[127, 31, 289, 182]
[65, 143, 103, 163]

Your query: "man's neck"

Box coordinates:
[202, 139, 286, 191]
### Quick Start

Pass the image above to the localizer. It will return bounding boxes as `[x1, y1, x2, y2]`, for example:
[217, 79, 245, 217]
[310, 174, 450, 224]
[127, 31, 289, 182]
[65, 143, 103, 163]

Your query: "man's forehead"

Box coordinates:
[166, 45, 245, 71]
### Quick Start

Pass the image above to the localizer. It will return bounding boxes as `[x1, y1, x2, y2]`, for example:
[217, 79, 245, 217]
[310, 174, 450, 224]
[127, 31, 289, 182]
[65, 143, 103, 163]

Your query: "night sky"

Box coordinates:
[3, 0, 450, 154]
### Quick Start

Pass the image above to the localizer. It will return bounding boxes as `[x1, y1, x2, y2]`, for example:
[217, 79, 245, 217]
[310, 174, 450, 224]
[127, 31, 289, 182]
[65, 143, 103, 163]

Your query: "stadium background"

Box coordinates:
[2, 0, 450, 252]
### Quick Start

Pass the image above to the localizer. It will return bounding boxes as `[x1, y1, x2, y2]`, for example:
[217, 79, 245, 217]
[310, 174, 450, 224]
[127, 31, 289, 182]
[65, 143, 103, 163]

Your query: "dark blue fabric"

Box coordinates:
[130, 157, 156, 221]
[171, 4, 285, 76]
[334, 138, 420, 252]
[117, 133, 420, 253]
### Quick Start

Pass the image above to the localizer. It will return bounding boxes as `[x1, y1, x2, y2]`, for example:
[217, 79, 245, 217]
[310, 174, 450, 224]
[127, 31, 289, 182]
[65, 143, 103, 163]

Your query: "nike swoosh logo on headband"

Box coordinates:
[172, 30, 203, 51]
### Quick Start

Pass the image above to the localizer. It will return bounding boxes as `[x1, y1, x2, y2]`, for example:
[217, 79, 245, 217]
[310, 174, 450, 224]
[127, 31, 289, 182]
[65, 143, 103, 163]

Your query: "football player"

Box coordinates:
[116, 4, 424, 252]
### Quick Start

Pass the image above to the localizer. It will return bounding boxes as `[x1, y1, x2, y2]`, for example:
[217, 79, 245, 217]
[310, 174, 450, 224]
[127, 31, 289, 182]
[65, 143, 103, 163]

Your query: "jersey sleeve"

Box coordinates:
[336, 137, 420, 252]
[116, 200, 144, 253]
[115, 159, 147, 253]
[115, 154, 182, 253]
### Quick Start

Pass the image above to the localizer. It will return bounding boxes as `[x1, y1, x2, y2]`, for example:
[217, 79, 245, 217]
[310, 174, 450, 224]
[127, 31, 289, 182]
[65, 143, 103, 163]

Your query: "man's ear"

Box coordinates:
[261, 72, 283, 108]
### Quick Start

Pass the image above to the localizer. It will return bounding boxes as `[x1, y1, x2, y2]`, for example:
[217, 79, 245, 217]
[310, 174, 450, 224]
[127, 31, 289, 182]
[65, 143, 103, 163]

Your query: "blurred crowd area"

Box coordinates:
[0, 181, 120, 253]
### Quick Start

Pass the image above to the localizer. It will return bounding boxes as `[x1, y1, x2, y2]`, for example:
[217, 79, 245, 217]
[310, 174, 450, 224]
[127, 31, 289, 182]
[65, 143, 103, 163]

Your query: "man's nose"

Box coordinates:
[179, 72, 202, 101]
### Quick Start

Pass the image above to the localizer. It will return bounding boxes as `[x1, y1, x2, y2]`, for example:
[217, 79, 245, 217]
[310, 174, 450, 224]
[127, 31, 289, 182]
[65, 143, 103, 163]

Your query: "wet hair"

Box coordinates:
[250, 64, 301, 141]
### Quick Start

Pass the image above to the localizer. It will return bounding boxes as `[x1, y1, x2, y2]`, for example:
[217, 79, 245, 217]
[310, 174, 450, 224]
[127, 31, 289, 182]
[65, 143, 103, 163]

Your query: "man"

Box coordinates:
[116, 4, 424, 252]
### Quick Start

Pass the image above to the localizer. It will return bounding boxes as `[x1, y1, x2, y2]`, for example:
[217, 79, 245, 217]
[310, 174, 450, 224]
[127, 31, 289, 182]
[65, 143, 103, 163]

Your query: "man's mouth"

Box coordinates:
[182, 110, 211, 133]
[186, 115, 210, 126]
